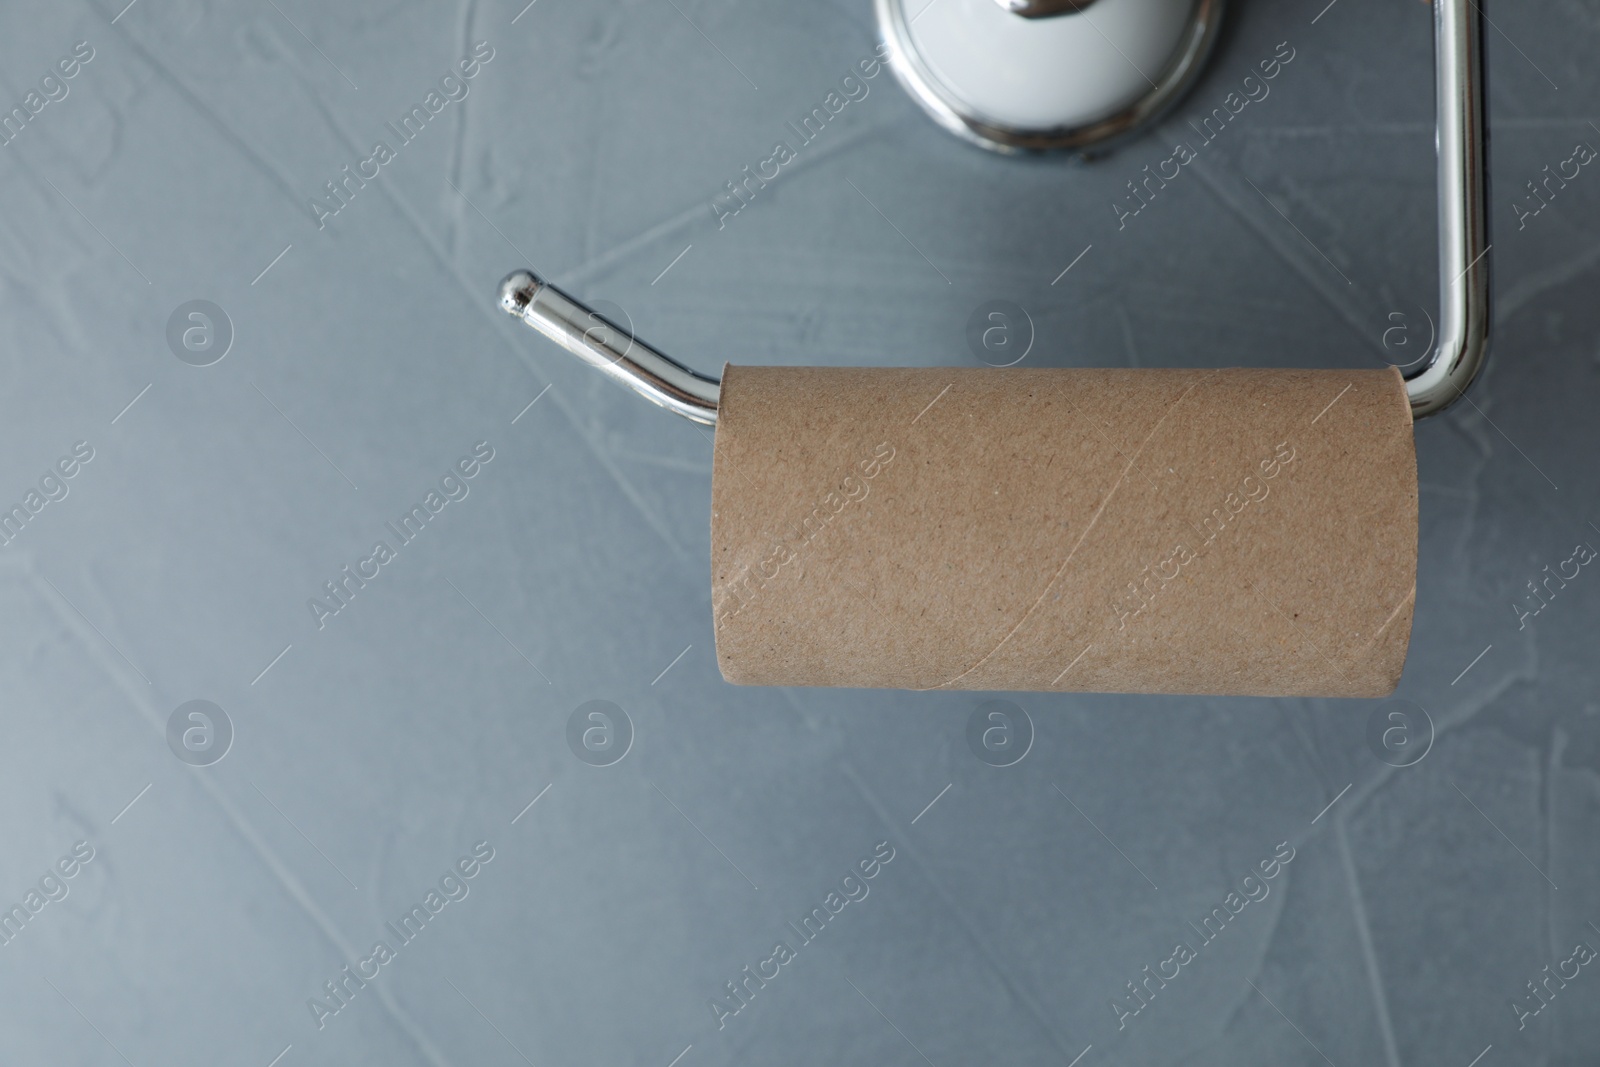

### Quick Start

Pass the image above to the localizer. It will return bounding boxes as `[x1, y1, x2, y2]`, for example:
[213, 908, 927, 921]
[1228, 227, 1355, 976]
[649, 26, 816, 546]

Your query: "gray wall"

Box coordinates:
[0, 1, 1596, 1064]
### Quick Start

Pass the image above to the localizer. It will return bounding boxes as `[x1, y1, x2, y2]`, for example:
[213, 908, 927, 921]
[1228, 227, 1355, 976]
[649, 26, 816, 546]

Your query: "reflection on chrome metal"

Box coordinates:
[877, 0, 1226, 155]
[1402, 0, 1490, 419]
[993, 0, 1107, 17]
[497, 270, 720, 425]
[496, 0, 1487, 422]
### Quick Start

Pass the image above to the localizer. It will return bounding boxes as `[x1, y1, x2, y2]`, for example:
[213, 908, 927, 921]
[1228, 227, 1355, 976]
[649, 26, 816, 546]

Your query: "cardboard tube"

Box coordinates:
[710, 366, 1416, 697]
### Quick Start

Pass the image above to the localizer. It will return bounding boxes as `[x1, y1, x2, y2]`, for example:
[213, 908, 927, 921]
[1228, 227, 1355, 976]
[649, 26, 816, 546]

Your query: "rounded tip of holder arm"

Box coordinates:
[499, 269, 543, 318]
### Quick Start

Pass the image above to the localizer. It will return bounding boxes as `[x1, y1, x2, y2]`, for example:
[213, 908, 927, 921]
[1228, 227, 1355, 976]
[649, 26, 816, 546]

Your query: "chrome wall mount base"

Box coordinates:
[876, 0, 1227, 155]
[498, 0, 1489, 422]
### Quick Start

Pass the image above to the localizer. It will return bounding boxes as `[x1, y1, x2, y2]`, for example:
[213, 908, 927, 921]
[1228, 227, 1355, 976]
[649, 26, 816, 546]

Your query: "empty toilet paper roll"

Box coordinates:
[710, 365, 1417, 697]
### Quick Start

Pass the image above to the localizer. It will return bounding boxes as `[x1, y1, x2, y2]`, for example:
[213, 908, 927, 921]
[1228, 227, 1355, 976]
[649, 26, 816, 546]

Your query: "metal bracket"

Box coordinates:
[498, 0, 1489, 423]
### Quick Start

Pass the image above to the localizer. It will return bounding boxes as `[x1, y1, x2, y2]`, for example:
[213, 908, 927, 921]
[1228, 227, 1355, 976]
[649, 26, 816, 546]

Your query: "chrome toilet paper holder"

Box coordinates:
[497, 0, 1488, 424]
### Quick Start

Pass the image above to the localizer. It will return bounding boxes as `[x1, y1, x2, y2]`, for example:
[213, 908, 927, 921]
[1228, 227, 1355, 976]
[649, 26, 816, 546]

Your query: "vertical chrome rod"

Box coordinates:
[1403, 0, 1490, 418]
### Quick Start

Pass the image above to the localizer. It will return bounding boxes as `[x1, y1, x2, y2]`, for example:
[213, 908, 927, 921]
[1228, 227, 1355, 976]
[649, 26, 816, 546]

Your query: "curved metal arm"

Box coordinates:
[497, 0, 1488, 423]
[498, 270, 721, 425]
[1403, 0, 1490, 418]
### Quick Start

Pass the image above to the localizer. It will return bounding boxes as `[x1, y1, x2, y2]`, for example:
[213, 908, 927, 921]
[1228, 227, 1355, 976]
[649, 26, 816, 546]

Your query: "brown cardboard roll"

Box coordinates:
[710, 365, 1417, 697]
